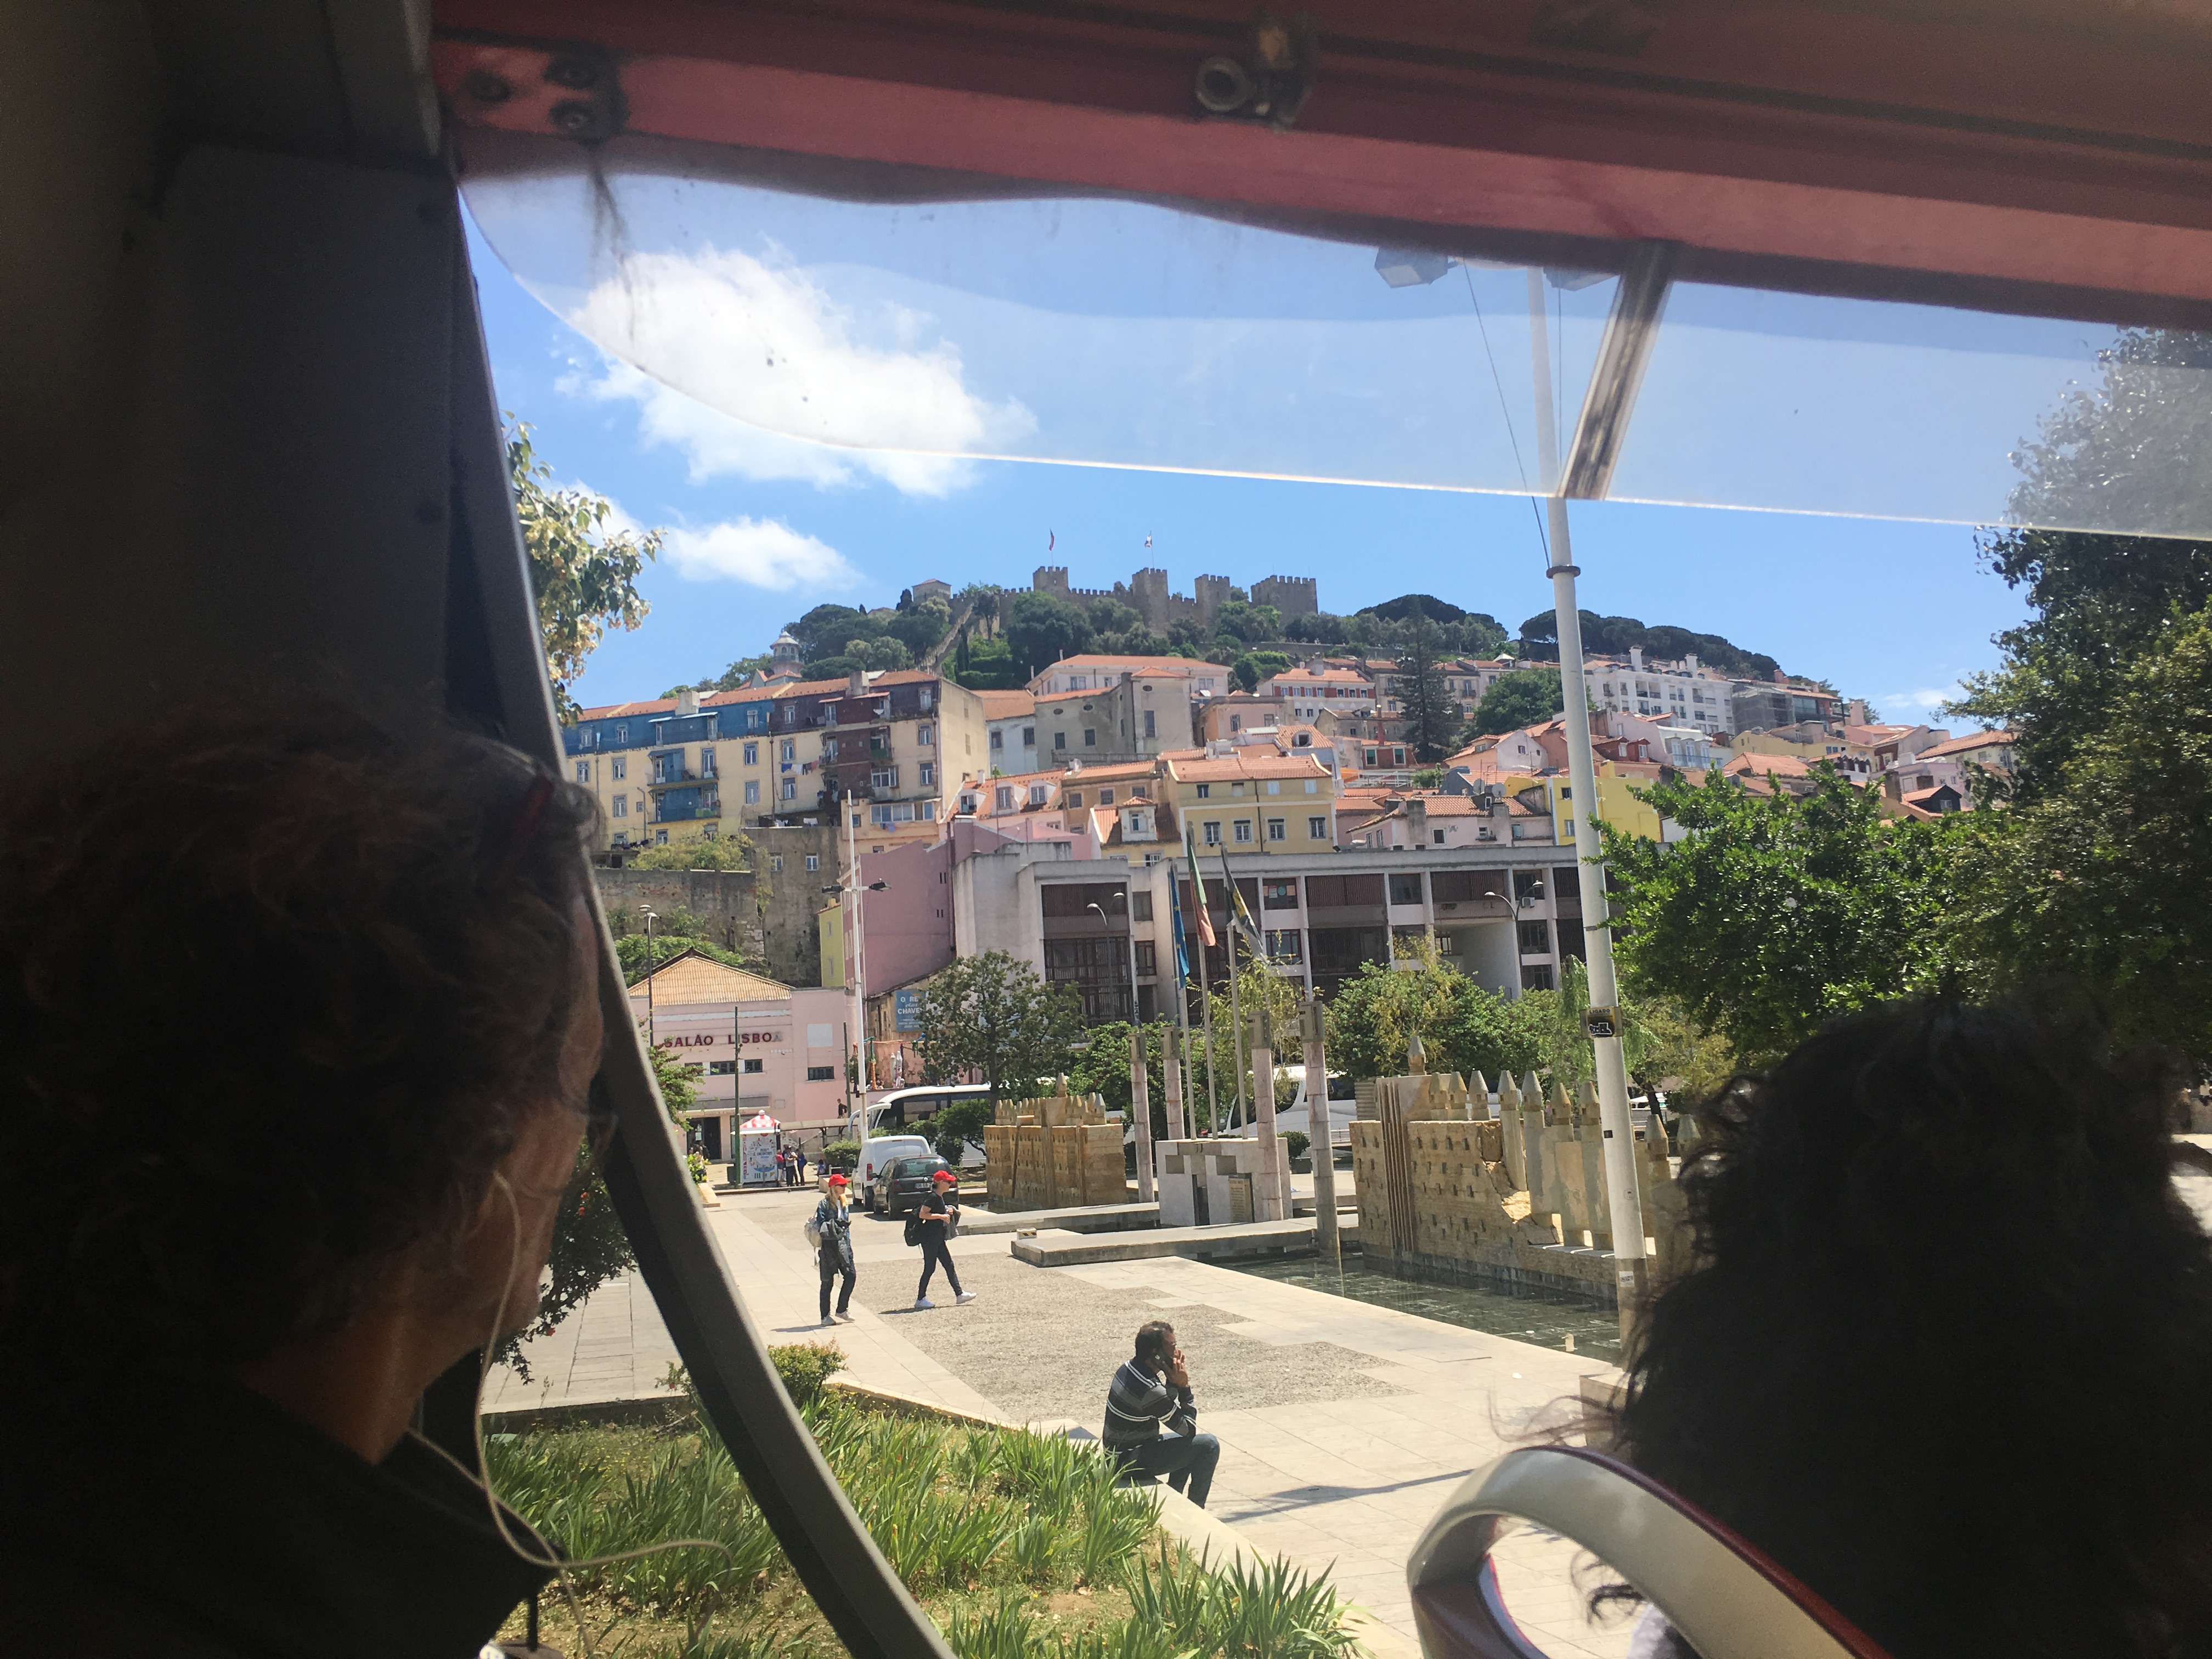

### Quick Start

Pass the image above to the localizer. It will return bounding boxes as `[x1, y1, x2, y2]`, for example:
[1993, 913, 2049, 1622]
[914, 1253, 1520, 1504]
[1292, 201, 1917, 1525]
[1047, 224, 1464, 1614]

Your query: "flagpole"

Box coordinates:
[1167, 867, 1200, 1139]
[1182, 832, 1223, 1136]
[1219, 849, 1249, 1135]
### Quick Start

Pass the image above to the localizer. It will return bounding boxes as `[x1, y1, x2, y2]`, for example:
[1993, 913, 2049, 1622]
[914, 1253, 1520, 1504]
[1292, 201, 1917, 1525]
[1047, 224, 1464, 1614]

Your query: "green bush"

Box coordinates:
[768, 1342, 848, 1408]
[1282, 1131, 1310, 1162]
[820, 1137, 860, 1169]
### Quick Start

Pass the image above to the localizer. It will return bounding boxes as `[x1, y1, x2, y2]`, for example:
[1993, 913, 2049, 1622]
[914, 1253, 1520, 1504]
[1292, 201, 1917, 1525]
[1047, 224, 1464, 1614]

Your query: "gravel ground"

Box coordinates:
[861, 1232, 1409, 1429]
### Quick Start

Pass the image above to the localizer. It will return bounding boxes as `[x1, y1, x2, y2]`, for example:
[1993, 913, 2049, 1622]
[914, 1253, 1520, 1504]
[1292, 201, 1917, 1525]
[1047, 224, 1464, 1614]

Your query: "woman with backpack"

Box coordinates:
[911, 1168, 977, 1311]
[810, 1171, 856, 1327]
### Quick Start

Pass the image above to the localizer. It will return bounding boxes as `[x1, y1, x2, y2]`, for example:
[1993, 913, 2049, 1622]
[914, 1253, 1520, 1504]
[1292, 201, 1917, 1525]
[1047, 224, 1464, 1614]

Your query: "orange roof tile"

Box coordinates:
[974, 690, 1036, 718]
[1912, 729, 2017, 761]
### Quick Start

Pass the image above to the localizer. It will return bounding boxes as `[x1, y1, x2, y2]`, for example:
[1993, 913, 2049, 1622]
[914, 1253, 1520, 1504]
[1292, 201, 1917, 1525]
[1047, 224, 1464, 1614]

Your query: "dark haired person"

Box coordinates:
[1611, 998, 2212, 1659]
[815, 1172, 857, 1326]
[0, 701, 611, 1656]
[1102, 1321, 1220, 1508]
[913, 1167, 978, 1310]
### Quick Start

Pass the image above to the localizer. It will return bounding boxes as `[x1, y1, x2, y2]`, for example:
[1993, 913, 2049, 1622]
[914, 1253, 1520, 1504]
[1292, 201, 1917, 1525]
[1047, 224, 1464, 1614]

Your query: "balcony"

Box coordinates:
[647, 768, 699, 790]
[653, 800, 721, 823]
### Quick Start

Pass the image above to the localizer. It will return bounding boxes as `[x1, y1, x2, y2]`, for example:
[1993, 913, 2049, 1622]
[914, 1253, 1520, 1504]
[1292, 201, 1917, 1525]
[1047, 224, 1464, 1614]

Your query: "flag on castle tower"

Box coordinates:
[1047, 529, 1055, 551]
[1144, 533, 1153, 546]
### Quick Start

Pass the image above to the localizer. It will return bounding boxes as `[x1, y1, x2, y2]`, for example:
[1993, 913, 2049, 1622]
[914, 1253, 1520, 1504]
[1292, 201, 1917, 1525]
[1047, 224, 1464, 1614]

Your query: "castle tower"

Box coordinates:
[1252, 574, 1318, 619]
[1130, 567, 1171, 633]
[1193, 573, 1235, 628]
[1032, 565, 1070, 599]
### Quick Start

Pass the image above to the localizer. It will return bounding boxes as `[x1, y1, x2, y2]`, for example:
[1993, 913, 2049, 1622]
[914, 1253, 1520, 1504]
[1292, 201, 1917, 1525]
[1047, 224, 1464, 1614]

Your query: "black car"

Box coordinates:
[875, 1154, 952, 1217]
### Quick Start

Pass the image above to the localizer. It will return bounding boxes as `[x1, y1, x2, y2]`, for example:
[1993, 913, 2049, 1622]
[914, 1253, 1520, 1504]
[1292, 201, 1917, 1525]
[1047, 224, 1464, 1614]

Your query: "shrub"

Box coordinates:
[1282, 1131, 1310, 1162]
[768, 1342, 848, 1408]
[820, 1138, 860, 1169]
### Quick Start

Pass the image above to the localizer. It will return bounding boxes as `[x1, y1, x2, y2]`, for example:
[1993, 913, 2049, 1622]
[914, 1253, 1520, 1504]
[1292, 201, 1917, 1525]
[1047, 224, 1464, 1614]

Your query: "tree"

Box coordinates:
[920, 1097, 996, 1164]
[1003, 591, 1093, 679]
[1186, 947, 1306, 1130]
[507, 419, 663, 722]
[1324, 952, 1545, 1081]
[1467, 668, 1563, 738]
[628, 832, 753, 872]
[1950, 603, 2212, 1066]
[1600, 766, 1967, 1066]
[616, 933, 755, 981]
[1395, 617, 1459, 761]
[911, 951, 1084, 1103]
[715, 654, 772, 689]
[1373, 592, 1466, 624]
[1064, 1020, 1177, 1142]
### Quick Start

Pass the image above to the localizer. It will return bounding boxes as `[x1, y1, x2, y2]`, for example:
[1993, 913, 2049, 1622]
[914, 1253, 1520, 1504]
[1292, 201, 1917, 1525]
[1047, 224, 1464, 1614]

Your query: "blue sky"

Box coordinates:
[464, 199, 2032, 726]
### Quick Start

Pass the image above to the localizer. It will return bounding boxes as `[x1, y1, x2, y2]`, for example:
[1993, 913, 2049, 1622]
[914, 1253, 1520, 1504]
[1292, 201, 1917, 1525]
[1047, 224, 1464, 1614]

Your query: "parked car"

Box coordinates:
[874, 1153, 954, 1217]
[859, 1133, 930, 1199]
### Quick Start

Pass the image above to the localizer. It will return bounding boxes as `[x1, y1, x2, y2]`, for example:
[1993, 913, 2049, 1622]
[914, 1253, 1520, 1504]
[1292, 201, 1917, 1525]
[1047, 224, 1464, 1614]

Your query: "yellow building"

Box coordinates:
[1501, 762, 1668, 848]
[1160, 749, 1337, 853]
[817, 897, 847, 989]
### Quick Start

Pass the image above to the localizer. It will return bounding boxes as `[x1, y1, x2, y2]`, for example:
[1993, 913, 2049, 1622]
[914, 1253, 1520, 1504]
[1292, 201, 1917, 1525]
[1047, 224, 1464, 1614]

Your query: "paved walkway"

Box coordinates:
[489, 1187, 1632, 1657]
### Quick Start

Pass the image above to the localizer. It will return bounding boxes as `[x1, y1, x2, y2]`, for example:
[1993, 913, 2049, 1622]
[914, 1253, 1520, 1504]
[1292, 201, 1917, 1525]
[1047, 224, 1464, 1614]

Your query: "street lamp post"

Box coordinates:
[1525, 269, 1649, 1339]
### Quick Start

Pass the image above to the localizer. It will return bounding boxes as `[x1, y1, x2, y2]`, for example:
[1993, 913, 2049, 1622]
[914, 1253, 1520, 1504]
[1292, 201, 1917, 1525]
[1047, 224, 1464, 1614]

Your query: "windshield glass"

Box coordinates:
[463, 155, 2212, 539]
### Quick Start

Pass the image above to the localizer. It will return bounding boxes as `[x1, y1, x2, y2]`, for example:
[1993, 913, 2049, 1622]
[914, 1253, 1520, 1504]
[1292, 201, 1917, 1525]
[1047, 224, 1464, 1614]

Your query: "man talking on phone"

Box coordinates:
[1101, 1320, 1221, 1508]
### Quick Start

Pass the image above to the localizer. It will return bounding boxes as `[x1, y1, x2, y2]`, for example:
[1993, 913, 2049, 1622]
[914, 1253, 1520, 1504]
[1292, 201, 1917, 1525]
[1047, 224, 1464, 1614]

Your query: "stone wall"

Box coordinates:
[1031, 563, 1316, 635]
[983, 1091, 1128, 1211]
[593, 818, 844, 988]
[1351, 1066, 1694, 1307]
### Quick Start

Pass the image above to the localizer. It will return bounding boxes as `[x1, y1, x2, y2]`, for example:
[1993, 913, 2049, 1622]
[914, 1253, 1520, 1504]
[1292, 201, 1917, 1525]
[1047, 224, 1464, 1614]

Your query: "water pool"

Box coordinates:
[1228, 1254, 1625, 1363]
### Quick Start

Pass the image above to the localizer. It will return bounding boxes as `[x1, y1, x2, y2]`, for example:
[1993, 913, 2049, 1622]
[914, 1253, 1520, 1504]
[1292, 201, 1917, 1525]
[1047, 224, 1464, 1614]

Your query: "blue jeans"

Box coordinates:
[1123, 1432, 1220, 1509]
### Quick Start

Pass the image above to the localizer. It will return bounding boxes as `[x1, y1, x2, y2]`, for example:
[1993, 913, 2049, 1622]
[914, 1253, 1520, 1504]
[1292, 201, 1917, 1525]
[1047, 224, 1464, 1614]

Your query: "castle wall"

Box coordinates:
[1026, 564, 1313, 633]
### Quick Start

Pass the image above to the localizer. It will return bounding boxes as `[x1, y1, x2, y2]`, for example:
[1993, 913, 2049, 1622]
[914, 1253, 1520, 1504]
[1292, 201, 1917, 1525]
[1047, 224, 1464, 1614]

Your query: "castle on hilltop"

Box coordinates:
[1030, 565, 1317, 634]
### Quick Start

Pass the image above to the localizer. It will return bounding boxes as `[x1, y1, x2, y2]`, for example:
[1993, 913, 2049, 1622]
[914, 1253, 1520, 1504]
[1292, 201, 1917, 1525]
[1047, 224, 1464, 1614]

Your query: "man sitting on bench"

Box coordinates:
[1102, 1321, 1220, 1508]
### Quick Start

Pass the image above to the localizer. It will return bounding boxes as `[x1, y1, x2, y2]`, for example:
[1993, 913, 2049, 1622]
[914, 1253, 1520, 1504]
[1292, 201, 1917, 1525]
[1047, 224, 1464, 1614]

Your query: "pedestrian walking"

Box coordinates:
[810, 1172, 856, 1326]
[773, 1146, 788, 1186]
[1101, 1321, 1220, 1508]
[911, 1168, 976, 1311]
[788, 1143, 804, 1186]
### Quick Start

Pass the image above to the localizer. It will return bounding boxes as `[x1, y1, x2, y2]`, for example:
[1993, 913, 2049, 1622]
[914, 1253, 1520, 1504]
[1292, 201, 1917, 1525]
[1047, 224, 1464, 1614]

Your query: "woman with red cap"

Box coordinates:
[913, 1169, 977, 1311]
[812, 1172, 856, 1327]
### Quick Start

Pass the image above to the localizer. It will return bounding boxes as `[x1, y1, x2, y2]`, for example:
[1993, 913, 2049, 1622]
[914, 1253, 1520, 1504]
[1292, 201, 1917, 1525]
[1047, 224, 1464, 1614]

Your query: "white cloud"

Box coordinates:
[663, 517, 861, 592]
[1881, 685, 1965, 721]
[562, 245, 1035, 498]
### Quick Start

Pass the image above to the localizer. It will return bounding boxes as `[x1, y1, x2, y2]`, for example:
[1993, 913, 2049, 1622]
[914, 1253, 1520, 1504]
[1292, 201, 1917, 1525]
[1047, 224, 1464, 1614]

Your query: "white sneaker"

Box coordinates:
[955, 1291, 978, 1305]
[820, 1317, 837, 1328]
[834, 1312, 856, 1324]
[913, 1297, 935, 1311]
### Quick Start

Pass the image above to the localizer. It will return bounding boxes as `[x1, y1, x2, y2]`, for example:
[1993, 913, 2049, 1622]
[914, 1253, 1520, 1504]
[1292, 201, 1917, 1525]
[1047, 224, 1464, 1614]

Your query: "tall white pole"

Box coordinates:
[1302, 996, 1339, 1268]
[846, 792, 866, 1158]
[1527, 269, 1648, 1338]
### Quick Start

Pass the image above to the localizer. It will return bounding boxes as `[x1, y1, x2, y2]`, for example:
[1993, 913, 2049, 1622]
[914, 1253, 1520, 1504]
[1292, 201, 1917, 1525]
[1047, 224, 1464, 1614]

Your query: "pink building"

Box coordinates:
[628, 951, 851, 1155]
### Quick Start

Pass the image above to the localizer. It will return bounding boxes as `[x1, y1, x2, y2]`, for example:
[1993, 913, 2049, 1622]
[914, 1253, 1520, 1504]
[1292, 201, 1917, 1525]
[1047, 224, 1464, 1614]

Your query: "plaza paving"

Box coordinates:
[489, 1183, 1637, 1656]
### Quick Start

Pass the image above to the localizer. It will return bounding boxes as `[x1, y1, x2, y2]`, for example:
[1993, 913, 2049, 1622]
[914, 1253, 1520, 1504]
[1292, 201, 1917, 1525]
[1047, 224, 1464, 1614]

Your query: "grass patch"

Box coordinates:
[490, 1354, 1364, 1659]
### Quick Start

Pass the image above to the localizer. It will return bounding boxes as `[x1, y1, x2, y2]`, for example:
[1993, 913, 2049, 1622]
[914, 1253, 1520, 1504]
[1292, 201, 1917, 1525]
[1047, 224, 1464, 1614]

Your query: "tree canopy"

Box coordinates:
[1002, 591, 1093, 679]
[1325, 955, 1546, 1082]
[1467, 667, 1563, 738]
[507, 419, 663, 721]
[1514, 608, 1780, 680]
[1395, 617, 1460, 761]
[911, 951, 1084, 1101]
[1600, 766, 1966, 1065]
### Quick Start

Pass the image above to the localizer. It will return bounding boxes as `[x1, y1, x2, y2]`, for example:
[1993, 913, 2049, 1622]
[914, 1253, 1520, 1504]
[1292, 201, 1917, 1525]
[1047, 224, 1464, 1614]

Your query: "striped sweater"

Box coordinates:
[1102, 1359, 1197, 1450]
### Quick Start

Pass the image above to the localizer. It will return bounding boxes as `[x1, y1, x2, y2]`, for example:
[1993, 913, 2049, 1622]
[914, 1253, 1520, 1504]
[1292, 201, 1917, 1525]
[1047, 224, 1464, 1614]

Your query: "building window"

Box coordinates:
[872, 766, 898, 788]
[1203, 821, 1222, 846]
[1126, 811, 1147, 834]
[1065, 791, 1084, 809]
[1389, 873, 1423, 906]
[1309, 816, 1329, 838]
[1262, 878, 1298, 909]
[806, 1065, 837, 1081]
[781, 740, 796, 762]
[574, 760, 590, 782]
[1265, 929, 1303, 964]
[1098, 788, 1115, 805]
[917, 724, 934, 746]
[1267, 817, 1286, 841]
[1434, 829, 1446, 844]
[1305, 778, 1318, 793]
[805, 854, 820, 871]
[1029, 784, 1049, 805]
[744, 1058, 764, 1074]
[771, 855, 784, 873]
[1054, 732, 1067, 751]
[1521, 963, 1555, 992]
[1084, 729, 1096, 747]
[1133, 941, 1158, 976]
[615, 723, 628, 742]
[612, 756, 628, 781]
[654, 830, 669, 845]
[744, 742, 758, 765]
[1233, 820, 1252, 843]
[1195, 783, 1211, 799]
[1229, 714, 1242, 733]
[1143, 709, 1156, 738]
[1266, 780, 1280, 795]
[1364, 748, 1378, 766]
[990, 729, 1003, 751]
[745, 780, 760, 804]
[1131, 891, 1154, 921]
[996, 786, 1014, 810]
[1022, 727, 1036, 747]
[918, 762, 935, 786]
[1519, 919, 1553, 953]
[612, 795, 628, 819]
[700, 747, 716, 777]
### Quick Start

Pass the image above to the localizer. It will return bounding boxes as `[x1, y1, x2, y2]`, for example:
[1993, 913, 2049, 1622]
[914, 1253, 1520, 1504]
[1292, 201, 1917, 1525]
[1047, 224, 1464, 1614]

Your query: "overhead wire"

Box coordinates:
[1461, 263, 1551, 565]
